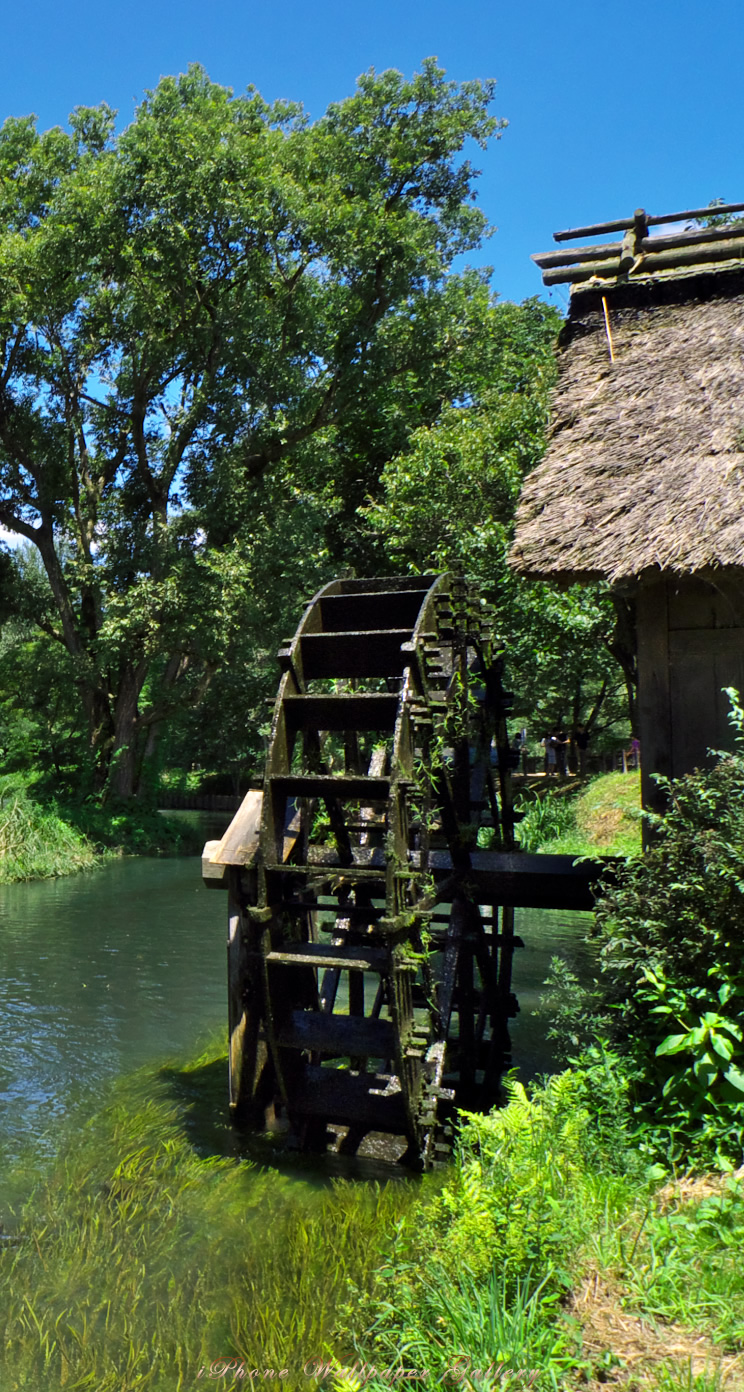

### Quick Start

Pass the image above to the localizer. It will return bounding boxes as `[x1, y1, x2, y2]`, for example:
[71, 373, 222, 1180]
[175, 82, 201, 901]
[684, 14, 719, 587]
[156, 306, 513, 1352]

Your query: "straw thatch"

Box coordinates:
[509, 271, 744, 584]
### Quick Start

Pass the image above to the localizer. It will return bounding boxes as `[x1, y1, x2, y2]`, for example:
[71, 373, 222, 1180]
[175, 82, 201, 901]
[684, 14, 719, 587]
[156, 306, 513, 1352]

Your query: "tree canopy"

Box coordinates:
[363, 297, 634, 740]
[0, 60, 507, 795]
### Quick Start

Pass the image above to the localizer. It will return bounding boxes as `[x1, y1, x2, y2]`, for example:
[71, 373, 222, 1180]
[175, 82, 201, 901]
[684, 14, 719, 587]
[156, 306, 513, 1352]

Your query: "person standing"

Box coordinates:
[575, 724, 590, 778]
[551, 728, 569, 778]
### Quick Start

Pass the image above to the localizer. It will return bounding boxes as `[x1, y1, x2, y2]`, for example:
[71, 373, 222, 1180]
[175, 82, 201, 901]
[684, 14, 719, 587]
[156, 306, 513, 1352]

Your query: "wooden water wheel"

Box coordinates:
[203, 573, 522, 1167]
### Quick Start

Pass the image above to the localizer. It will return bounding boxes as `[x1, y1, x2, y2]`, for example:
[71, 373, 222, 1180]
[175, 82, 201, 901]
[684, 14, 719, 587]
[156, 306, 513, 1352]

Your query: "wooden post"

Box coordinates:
[636, 580, 672, 838]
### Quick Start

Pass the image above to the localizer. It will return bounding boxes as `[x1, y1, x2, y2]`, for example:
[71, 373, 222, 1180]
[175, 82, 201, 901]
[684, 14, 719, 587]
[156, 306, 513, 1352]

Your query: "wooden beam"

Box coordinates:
[553, 201, 744, 243]
[532, 242, 624, 269]
[541, 236, 744, 285]
[533, 221, 744, 272]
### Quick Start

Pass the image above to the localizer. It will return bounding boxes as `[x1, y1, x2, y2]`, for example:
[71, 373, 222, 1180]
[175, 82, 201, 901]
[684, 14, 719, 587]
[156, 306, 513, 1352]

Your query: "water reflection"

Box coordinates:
[511, 906, 596, 1080]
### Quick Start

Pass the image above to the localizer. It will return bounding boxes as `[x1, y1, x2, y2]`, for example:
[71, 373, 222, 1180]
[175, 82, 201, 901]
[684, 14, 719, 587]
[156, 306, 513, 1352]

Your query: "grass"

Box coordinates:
[0, 772, 205, 882]
[519, 771, 643, 858]
[0, 774, 97, 882]
[336, 1067, 744, 1392]
[3, 1042, 744, 1392]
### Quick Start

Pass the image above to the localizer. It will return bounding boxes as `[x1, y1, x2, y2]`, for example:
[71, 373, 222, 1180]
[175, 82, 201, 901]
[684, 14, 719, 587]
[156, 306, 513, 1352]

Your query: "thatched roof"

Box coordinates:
[510, 263, 744, 584]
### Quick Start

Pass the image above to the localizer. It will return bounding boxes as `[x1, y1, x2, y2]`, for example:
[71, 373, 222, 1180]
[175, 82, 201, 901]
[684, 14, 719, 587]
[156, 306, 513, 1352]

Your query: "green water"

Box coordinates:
[0, 851, 594, 1390]
[0, 856, 227, 1170]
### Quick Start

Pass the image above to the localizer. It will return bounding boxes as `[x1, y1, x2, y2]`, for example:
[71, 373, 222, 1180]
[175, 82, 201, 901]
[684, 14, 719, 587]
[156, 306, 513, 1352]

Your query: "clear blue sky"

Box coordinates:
[2, 0, 744, 307]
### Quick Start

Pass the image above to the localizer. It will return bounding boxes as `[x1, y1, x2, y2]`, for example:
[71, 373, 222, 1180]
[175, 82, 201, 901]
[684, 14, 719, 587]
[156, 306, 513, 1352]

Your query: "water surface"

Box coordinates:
[0, 852, 595, 1173]
[0, 856, 226, 1168]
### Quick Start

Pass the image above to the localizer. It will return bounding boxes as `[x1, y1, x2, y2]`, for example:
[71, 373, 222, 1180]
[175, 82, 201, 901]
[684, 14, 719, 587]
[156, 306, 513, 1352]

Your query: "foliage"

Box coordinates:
[539, 961, 614, 1067]
[0, 59, 504, 797]
[363, 297, 560, 577]
[346, 1270, 582, 1391]
[59, 796, 202, 856]
[5, 1039, 744, 1391]
[515, 789, 576, 852]
[362, 296, 634, 737]
[429, 1072, 634, 1286]
[343, 1065, 641, 1389]
[0, 767, 198, 877]
[625, 1180, 744, 1348]
[562, 705, 744, 1164]
[529, 772, 642, 857]
[0, 773, 96, 880]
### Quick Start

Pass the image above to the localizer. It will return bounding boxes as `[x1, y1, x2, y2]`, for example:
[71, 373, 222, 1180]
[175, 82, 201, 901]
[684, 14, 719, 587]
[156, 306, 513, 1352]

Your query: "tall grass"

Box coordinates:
[515, 791, 576, 852]
[0, 774, 96, 882]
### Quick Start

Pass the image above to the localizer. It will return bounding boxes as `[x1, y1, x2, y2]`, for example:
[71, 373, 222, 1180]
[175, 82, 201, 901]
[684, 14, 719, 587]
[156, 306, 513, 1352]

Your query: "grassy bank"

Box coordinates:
[0, 774, 204, 882]
[343, 1065, 744, 1392]
[0, 774, 97, 882]
[518, 771, 642, 857]
[61, 796, 204, 859]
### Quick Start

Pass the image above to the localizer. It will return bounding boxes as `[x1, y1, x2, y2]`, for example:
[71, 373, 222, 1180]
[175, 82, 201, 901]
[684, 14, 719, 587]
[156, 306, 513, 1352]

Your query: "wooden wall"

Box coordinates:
[636, 572, 744, 818]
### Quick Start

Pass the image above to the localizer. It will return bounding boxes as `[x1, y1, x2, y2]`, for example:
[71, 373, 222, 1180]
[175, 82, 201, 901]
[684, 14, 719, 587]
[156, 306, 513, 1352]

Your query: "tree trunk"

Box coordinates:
[107, 661, 148, 799]
[135, 722, 161, 799]
[608, 597, 638, 736]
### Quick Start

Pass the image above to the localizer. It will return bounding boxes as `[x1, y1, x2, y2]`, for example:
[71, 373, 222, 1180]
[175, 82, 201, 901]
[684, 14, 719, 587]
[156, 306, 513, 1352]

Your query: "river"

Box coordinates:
[0, 846, 597, 1389]
[0, 844, 594, 1181]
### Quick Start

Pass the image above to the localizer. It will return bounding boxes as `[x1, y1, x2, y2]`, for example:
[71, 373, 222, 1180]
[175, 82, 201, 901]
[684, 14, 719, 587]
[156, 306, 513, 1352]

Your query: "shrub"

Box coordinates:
[586, 694, 744, 1164]
[344, 1067, 638, 1389]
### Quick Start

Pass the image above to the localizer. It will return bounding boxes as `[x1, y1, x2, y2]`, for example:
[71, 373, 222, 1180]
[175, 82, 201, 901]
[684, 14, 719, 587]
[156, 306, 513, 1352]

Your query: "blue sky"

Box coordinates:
[2, 0, 744, 307]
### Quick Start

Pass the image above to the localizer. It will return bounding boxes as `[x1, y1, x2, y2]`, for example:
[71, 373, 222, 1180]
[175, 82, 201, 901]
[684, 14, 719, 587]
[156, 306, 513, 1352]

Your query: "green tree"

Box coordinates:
[363, 297, 632, 740]
[0, 60, 503, 796]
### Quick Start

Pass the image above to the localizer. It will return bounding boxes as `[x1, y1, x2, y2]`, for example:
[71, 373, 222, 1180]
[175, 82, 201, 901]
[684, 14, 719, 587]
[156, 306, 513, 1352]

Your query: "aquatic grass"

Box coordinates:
[0, 774, 97, 881]
[4, 1048, 744, 1392]
[0, 1046, 418, 1392]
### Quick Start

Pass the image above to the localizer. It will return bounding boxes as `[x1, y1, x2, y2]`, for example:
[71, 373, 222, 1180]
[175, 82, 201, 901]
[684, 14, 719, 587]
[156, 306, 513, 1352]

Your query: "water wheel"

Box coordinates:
[206, 573, 520, 1167]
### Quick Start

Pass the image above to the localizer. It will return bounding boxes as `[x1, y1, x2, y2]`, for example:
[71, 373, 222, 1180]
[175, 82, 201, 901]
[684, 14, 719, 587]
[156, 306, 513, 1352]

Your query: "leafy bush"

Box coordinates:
[345, 1068, 639, 1388]
[60, 797, 202, 857]
[583, 695, 744, 1163]
[422, 1073, 614, 1286]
